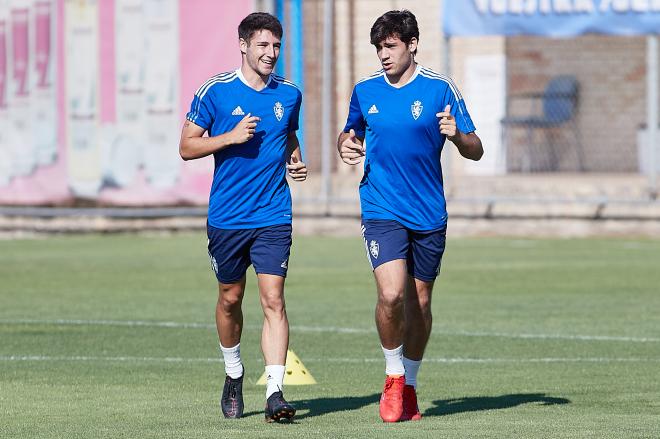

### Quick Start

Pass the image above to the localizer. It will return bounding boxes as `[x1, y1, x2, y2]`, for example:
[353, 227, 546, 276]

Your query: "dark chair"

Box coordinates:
[501, 75, 585, 172]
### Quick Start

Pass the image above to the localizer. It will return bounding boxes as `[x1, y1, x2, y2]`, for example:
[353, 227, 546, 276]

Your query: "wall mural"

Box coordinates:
[0, 0, 249, 205]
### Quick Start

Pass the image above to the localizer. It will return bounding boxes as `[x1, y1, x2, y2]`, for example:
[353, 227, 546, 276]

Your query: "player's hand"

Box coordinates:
[230, 113, 260, 144]
[339, 129, 365, 165]
[436, 105, 457, 140]
[287, 155, 307, 181]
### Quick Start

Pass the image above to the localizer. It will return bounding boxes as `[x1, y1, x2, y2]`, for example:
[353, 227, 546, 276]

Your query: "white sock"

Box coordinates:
[382, 345, 404, 376]
[265, 364, 286, 399]
[220, 343, 243, 379]
[403, 356, 421, 388]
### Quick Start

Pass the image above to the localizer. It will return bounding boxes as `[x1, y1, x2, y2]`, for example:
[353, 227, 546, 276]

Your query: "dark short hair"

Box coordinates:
[370, 10, 419, 55]
[238, 12, 283, 42]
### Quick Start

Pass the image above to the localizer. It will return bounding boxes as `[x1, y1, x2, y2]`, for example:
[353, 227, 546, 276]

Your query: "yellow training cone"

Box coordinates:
[256, 349, 317, 385]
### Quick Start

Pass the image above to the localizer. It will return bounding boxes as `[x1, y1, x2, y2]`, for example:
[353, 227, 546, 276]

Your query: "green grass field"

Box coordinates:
[1, 233, 659, 438]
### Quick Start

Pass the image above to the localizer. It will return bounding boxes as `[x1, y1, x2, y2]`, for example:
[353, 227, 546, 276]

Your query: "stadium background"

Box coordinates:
[0, 0, 658, 236]
[2, 2, 659, 438]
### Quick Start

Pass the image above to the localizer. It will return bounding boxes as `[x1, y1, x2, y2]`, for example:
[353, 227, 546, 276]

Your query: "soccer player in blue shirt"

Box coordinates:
[337, 10, 483, 423]
[179, 12, 306, 423]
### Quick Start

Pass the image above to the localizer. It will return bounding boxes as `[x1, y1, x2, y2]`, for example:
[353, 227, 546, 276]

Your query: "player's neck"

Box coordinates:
[386, 61, 417, 88]
[239, 64, 271, 91]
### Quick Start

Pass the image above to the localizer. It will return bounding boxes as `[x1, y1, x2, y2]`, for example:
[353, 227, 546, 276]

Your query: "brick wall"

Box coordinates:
[505, 36, 647, 173]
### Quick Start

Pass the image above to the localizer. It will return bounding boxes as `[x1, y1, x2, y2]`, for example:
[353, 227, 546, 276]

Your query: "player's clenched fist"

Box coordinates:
[286, 155, 307, 182]
[231, 113, 261, 144]
[339, 129, 365, 165]
[436, 105, 456, 140]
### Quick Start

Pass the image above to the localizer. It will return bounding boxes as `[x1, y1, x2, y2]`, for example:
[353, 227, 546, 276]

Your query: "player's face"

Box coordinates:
[375, 35, 417, 77]
[240, 29, 281, 77]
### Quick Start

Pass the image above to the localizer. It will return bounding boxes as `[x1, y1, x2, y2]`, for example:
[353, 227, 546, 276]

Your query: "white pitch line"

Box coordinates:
[289, 325, 373, 334]
[0, 355, 221, 363]
[435, 329, 660, 343]
[0, 318, 214, 329]
[1, 318, 659, 343]
[1, 355, 659, 364]
[315, 357, 660, 364]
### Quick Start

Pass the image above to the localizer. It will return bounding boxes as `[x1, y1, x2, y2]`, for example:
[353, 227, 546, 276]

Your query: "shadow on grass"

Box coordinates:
[290, 393, 381, 420]
[240, 392, 569, 420]
[425, 393, 570, 417]
[240, 394, 380, 420]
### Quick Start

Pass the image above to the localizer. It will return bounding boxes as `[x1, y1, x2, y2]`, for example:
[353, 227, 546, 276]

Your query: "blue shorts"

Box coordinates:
[361, 219, 447, 282]
[207, 223, 292, 284]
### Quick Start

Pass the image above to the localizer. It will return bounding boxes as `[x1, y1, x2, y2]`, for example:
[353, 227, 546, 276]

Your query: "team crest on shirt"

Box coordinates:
[369, 240, 379, 259]
[411, 100, 423, 120]
[274, 102, 284, 121]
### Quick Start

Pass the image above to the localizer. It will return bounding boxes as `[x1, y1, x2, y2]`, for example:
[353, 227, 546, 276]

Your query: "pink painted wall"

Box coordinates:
[0, 0, 251, 205]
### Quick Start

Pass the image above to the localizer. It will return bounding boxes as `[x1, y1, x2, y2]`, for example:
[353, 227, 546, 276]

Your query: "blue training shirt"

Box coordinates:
[344, 65, 476, 231]
[186, 69, 302, 229]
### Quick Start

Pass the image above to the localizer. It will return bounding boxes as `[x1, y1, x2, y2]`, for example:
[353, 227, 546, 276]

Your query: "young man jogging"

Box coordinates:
[337, 10, 483, 423]
[180, 12, 307, 423]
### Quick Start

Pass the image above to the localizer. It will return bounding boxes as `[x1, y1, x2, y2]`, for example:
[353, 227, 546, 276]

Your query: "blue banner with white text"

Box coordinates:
[444, 0, 660, 37]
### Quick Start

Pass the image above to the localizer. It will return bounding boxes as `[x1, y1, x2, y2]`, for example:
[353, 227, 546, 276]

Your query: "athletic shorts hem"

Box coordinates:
[371, 257, 406, 272]
[216, 274, 246, 285]
[411, 272, 438, 283]
[254, 269, 287, 278]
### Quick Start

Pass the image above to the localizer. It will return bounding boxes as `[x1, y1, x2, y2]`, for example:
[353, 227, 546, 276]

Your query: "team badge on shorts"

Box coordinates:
[274, 102, 284, 121]
[369, 240, 380, 259]
[411, 100, 423, 120]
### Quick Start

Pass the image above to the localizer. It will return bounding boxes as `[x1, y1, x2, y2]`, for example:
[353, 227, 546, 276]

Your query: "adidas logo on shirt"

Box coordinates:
[232, 106, 245, 116]
[368, 104, 379, 114]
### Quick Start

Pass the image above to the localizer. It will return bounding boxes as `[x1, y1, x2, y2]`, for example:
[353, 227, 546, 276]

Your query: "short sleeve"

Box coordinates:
[442, 80, 476, 134]
[343, 86, 366, 137]
[186, 88, 214, 130]
[289, 90, 302, 132]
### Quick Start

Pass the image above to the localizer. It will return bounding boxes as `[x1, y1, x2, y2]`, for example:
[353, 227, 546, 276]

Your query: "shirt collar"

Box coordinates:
[383, 64, 420, 88]
[236, 68, 272, 91]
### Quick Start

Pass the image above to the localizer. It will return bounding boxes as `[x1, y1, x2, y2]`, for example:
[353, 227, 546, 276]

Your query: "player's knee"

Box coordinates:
[378, 288, 404, 309]
[220, 294, 242, 311]
[408, 294, 432, 313]
[260, 291, 285, 315]
[219, 285, 243, 311]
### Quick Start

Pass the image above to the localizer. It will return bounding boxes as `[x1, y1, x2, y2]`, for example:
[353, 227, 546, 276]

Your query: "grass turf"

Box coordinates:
[1, 233, 659, 438]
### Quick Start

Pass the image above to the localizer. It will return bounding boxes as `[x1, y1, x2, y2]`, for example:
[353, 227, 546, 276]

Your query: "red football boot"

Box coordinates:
[400, 384, 422, 421]
[379, 375, 405, 422]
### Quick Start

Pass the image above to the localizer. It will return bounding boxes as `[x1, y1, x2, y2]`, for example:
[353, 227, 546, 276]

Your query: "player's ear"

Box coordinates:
[408, 37, 418, 55]
[239, 38, 248, 55]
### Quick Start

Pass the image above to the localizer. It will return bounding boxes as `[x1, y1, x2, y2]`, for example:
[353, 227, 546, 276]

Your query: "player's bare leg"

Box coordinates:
[403, 276, 434, 360]
[258, 273, 295, 422]
[373, 259, 408, 422]
[400, 276, 434, 421]
[216, 276, 247, 347]
[216, 276, 246, 419]
[258, 273, 289, 365]
[374, 259, 408, 348]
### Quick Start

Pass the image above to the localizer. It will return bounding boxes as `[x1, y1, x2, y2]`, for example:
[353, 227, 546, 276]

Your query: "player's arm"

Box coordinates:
[447, 129, 483, 161]
[178, 114, 260, 161]
[337, 129, 365, 165]
[436, 105, 483, 161]
[285, 131, 307, 182]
